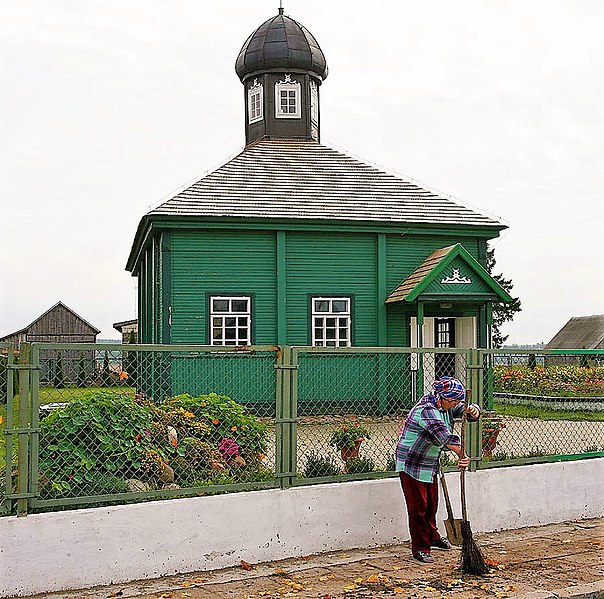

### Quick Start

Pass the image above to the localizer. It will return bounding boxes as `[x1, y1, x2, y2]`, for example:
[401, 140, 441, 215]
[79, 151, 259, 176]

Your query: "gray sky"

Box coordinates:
[1, 0, 602, 344]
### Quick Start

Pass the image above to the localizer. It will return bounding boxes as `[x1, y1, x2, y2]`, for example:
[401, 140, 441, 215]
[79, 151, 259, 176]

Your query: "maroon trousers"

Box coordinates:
[399, 471, 441, 555]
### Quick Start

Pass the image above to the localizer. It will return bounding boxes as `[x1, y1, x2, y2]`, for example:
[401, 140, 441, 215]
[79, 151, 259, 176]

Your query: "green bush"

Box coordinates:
[38, 391, 271, 498]
[303, 451, 341, 478]
[345, 457, 376, 474]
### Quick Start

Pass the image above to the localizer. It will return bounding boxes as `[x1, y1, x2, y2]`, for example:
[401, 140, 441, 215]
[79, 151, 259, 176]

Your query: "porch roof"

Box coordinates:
[385, 244, 513, 304]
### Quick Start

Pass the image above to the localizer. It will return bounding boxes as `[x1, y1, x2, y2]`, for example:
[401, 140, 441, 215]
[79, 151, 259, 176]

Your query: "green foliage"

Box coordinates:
[76, 352, 88, 387]
[37, 390, 271, 499]
[345, 457, 376, 474]
[493, 364, 604, 397]
[52, 351, 66, 389]
[329, 422, 370, 450]
[101, 351, 111, 387]
[486, 244, 521, 348]
[39, 392, 157, 498]
[303, 451, 341, 477]
[122, 330, 137, 384]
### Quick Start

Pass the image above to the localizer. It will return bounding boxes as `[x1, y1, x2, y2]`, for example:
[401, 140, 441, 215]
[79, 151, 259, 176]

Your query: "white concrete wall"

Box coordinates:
[1, 458, 602, 598]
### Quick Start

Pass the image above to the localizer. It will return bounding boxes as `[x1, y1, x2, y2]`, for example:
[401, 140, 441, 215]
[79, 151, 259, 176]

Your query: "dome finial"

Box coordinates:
[278, 5, 284, 14]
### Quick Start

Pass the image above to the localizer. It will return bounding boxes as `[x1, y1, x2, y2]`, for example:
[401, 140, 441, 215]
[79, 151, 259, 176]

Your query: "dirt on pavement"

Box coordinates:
[33, 519, 603, 599]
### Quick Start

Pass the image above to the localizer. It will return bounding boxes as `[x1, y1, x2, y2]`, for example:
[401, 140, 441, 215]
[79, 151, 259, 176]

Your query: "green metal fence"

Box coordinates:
[1, 343, 602, 516]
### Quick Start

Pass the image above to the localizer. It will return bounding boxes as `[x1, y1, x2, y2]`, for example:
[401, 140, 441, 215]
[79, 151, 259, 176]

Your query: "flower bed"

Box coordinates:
[493, 364, 604, 398]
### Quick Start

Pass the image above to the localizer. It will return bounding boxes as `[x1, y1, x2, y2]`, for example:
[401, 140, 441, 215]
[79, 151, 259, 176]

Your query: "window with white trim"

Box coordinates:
[210, 296, 251, 346]
[275, 75, 301, 118]
[248, 80, 263, 124]
[312, 297, 351, 347]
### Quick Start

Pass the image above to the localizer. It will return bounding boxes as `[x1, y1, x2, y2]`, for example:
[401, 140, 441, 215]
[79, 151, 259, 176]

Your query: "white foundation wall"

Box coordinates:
[1, 458, 602, 598]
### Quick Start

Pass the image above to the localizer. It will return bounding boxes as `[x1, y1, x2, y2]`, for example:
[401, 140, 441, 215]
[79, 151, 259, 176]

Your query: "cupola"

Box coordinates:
[235, 8, 328, 145]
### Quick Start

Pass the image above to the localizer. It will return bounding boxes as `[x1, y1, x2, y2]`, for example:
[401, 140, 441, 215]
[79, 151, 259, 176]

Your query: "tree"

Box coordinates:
[486, 244, 522, 348]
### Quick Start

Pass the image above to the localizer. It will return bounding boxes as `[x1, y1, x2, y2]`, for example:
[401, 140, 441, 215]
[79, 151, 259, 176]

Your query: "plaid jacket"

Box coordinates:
[395, 394, 466, 483]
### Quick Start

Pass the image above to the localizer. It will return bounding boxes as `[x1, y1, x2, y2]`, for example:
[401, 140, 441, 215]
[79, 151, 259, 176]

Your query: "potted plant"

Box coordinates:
[481, 416, 506, 458]
[329, 423, 370, 461]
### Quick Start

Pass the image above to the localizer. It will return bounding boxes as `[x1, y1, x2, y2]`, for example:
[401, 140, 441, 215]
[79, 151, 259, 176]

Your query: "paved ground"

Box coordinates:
[34, 519, 604, 599]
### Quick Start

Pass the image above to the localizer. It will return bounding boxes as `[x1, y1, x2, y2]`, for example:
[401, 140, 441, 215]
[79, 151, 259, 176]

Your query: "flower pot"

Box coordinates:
[482, 428, 502, 458]
[340, 438, 363, 462]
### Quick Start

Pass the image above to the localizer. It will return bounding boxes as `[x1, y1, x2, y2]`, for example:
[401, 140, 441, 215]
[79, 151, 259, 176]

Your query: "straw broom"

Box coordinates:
[459, 402, 489, 576]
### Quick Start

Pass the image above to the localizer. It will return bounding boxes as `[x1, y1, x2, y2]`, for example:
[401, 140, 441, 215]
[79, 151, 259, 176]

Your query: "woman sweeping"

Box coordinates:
[395, 376, 480, 563]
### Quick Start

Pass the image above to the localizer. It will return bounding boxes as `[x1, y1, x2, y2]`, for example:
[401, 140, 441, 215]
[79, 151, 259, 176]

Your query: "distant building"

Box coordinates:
[0, 302, 100, 383]
[545, 315, 604, 350]
[0, 301, 99, 349]
[113, 319, 138, 344]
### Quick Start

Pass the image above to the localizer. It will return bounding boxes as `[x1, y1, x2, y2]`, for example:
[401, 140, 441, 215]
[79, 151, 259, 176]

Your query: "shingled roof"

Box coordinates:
[545, 315, 604, 350]
[147, 140, 504, 228]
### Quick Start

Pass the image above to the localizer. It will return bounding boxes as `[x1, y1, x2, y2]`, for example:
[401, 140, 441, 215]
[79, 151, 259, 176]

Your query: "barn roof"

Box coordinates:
[545, 315, 604, 350]
[146, 140, 504, 228]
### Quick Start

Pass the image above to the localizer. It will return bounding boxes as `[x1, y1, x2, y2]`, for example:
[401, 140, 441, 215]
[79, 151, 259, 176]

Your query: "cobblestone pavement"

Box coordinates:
[34, 519, 604, 599]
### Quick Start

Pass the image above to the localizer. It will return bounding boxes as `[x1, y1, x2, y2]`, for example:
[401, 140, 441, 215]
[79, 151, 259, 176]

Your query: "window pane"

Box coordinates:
[326, 340, 336, 347]
[332, 300, 348, 313]
[314, 328, 323, 339]
[212, 328, 223, 339]
[339, 328, 348, 339]
[326, 328, 336, 339]
[237, 327, 248, 338]
[212, 299, 229, 312]
[225, 340, 237, 346]
[326, 318, 336, 327]
[237, 317, 247, 326]
[314, 301, 329, 312]
[225, 328, 236, 339]
[231, 299, 248, 312]
[212, 318, 222, 327]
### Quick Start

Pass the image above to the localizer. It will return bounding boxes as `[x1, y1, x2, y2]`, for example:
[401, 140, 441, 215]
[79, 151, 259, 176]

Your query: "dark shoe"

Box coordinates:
[432, 537, 453, 551]
[413, 551, 434, 563]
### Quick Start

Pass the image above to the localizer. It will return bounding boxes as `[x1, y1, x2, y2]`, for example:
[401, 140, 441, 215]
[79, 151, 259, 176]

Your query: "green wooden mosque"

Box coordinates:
[126, 8, 512, 401]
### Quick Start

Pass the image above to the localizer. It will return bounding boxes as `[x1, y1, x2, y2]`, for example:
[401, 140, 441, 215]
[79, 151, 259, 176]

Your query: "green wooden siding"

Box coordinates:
[170, 229, 277, 344]
[423, 255, 495, 296]
[285, 231, 378, 345]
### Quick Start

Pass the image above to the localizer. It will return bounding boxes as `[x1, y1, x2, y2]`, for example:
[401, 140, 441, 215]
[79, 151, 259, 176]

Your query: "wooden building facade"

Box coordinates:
[126, 10, 512, 400]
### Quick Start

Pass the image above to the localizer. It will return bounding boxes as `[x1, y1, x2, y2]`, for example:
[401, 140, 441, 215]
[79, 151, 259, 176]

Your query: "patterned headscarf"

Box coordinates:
[432, 376, 466, 401]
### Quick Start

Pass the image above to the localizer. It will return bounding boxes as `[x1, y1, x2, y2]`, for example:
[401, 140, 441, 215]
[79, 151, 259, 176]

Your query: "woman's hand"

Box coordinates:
[457, 454, 470, 470]
[465, 404, 480, 419]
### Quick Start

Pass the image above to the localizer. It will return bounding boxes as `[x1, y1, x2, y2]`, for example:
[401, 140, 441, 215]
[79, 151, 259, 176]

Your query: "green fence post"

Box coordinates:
[377, 353, 388, 415]
[29, 344, 40, 510]
[275, 346, 297, 489]
[17, 343, 31, 516]
[466, 349, 482, 472]
[3, 344, 15, 515]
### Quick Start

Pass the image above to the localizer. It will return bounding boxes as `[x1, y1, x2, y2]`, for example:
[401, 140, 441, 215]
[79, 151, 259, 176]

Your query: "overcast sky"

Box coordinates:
[1, 0, 602, 344]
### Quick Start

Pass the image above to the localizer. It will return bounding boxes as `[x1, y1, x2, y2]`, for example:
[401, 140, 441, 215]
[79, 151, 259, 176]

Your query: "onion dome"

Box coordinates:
[235, 8, 328, 82]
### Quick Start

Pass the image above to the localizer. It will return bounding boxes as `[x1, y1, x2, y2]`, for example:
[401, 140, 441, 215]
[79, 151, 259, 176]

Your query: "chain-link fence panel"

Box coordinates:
[31, 344, 279, 509]
[481, 350, 604, 464]
[0, 343, 16, 515]
[293, 348, 469, 481]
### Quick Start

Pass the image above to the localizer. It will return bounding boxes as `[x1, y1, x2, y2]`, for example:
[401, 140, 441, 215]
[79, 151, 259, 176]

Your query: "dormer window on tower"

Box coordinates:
[248, 79, 263, 124]
[275, 75, 301, 119]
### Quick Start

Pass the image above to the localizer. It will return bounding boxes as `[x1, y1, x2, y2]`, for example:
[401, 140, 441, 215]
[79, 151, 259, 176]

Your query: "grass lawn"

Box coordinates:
[494, 401, 604, 422]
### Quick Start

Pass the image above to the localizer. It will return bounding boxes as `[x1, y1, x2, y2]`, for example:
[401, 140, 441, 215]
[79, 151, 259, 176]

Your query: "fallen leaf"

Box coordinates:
[319, 576, 329, 582]
[504, 586, 517, 591]
[486, 558, 500, 566]
[338, 554, 351, 558]
[181, 582, 193, 588]
[354, 577, 363, 583]
[394, 588, 404, 594]
[159, 594, 174, 599]
[424, 586, 437, 591]
[323, 595, 333, 599]
[343, 584, 358, 591]
[240, 560, 254, 571]
[181, 594, 191, 598]
[497, 564, 506, 570]
[367, 574, 381, 583]
[561, 539, 572, 544]
[191, 577, 206, 583]
[391, 565, 402, 570]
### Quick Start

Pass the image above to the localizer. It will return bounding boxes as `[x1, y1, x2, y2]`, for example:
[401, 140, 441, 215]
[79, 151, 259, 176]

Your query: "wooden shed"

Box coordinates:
[125, 9, 512, 400]
[545, 315, 604, 350]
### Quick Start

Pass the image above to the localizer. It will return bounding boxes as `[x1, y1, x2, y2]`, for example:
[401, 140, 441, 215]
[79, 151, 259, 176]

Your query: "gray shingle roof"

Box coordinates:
[545, 315, 604, 350]
[149, 140, 504, 228]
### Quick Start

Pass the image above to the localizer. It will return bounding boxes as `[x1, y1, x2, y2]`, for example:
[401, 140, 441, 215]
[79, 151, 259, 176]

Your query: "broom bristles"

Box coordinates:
[460, 520, 489, 576]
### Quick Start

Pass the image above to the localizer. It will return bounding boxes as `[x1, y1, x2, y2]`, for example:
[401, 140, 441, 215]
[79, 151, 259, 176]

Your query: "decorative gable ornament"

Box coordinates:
[441, 269, 472, 284]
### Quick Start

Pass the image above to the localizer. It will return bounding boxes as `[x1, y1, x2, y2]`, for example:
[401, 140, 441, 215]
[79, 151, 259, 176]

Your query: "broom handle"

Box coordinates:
[460, 401, 469, 521]
[439, 465, 456, 521]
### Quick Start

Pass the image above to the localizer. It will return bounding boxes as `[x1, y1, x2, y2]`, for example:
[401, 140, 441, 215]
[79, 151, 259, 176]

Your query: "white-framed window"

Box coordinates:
[248, 79, 263, 124]
[312, 297, 351, 347]
[275, 74, 301, 118]
[210, 296, 251, 346]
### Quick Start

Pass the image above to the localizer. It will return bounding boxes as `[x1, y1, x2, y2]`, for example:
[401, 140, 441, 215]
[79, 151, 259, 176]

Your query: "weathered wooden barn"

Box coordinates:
[126, 10, 512, 400]
[0, 302, 100, 382]
[0, 302, 99, 349]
